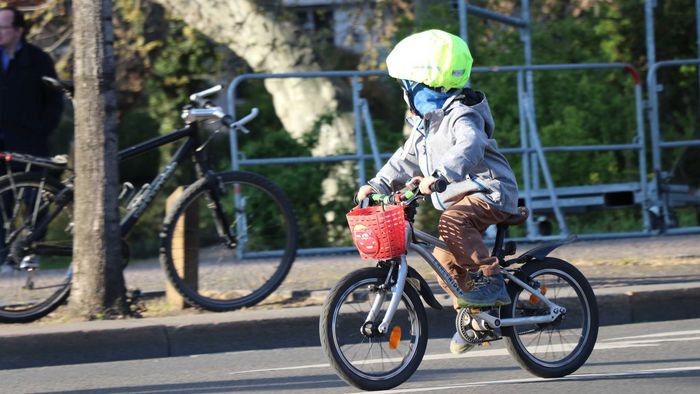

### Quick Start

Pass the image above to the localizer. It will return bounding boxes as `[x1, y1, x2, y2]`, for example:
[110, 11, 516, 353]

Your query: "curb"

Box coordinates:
[1, 282, 699, 370]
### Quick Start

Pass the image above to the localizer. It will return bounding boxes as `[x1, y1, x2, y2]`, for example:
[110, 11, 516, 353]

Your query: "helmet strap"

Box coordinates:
[400, 80, 419, 115]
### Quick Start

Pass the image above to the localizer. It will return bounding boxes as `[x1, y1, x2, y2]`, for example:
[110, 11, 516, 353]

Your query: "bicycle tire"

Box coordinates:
[501, 258, 599, 378]
[0, 172, 72, 323]
[160, 170, 298, 311]
[320, 267, 428, 391]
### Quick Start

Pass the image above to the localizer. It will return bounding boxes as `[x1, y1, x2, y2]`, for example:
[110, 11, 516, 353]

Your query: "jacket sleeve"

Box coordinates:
[434, 112, 487, 183]
[367, 134, 422, 194]
[38, 53, 63, 136]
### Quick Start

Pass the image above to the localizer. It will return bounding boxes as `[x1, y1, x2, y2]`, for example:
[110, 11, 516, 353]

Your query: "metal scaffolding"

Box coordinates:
[225, 0, 700, 255]
[645, 0, 700, 234]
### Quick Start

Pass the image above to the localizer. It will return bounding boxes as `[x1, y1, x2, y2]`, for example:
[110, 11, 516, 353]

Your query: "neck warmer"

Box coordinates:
[411, 83, 457, 117]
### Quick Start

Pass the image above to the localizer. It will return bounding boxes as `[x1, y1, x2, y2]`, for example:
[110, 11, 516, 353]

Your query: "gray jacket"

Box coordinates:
[368, 89, 519, 214]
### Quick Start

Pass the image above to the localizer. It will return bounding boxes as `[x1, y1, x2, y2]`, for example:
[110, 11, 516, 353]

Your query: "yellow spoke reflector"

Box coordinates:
[529, 285, 547, 303]
[388, 326, 402, 350]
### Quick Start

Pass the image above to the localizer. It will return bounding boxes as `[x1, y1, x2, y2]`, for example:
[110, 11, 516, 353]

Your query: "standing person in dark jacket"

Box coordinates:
[0, 7, 63, 268]
[0, 6, 63, 156]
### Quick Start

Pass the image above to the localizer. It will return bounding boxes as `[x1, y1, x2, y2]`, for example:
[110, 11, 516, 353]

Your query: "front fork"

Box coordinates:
[364, 255, 409, 335]
[203, 172, 246, 257]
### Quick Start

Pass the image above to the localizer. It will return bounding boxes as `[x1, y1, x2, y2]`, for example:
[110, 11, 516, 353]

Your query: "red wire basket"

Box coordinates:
[346, 204, 406, 260]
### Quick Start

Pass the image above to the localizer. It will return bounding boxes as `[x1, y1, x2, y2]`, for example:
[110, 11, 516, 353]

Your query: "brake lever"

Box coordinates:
[195, 129, 222, 153]
[234, 125, 251, 135]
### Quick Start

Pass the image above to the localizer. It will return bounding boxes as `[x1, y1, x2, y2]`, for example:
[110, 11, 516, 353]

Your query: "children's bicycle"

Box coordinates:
[320, 183, 598, 391]
[0, 82, 298, 323]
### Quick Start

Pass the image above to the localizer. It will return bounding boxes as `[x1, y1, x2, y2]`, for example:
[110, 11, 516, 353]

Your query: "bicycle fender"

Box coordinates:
[407, 266, 443, 310]
[518, 235, 578, 262]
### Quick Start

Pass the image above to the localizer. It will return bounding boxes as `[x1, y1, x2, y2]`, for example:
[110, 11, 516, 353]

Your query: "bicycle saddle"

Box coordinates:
[41, 76, 74, 98]
[500, 206, 529, 226]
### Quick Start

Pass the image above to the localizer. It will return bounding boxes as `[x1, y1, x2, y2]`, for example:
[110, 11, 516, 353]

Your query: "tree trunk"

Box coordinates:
[70, 0, 125, 318]
[153, 0, 359, 240]
[151, 0, 355, 155]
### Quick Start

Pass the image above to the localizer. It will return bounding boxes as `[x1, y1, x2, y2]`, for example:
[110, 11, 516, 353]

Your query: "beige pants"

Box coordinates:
[433, 195, 511, 304]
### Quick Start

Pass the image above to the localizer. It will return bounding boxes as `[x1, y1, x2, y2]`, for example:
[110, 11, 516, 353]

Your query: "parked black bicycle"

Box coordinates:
[0, 82, 298, 323]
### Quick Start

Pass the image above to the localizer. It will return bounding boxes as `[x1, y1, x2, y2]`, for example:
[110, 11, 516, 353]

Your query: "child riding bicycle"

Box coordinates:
[355, 29, 520, 353]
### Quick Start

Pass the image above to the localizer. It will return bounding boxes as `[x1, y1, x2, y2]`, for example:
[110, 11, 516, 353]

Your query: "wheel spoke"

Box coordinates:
[322, 269, 427, 389]
[0, 175, 72, 322]
[162, 173, 296, 311]
[503, 260, 597, 376]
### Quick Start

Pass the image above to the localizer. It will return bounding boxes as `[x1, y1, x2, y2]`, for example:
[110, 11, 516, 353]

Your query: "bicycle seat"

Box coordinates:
[41, 76, 74, 98]
[500, 206, 529, 226]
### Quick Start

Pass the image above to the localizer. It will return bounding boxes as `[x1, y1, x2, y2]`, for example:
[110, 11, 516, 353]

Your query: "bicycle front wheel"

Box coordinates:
[320, 267, 428, 391]
[501, 258, 598, 378]
[160, 170, 297, 311]
[0, 173, 72, 323]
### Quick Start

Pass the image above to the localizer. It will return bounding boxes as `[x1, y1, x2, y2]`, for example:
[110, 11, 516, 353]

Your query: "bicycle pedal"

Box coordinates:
[19, 256, 40, 271]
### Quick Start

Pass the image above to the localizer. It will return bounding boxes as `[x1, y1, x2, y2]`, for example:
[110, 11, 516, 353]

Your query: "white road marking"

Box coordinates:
[347, 366, 700, 394]
[229, 363, 330, 375]
[604, 329, 700, 341]
[227, 330, 700, 376]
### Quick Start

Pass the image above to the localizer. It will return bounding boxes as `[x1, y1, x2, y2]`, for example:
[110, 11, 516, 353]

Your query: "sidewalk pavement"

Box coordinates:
[1, 234, 699, 370]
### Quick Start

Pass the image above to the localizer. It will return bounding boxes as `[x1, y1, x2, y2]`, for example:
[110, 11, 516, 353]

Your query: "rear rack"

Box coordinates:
[0, 152, 70, 171]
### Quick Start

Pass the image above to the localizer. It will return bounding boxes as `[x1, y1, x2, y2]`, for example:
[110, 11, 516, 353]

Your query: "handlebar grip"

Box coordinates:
[221, 115, 235, 128]
[430, 178, 448, 193]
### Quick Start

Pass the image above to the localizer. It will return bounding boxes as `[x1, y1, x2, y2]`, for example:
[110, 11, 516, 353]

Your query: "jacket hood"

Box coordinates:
[442, 88, 495, 138]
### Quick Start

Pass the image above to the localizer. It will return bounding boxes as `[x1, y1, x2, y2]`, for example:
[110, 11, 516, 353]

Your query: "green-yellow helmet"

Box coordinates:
[386, 29, 473, 90]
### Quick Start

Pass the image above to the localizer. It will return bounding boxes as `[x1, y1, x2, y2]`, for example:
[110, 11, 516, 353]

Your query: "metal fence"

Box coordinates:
[222, 0, 700, 254]
[226, 63, 652, 254]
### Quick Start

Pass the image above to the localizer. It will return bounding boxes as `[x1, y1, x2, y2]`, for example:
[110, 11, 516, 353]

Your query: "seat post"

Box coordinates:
[491, 223, 508, 262]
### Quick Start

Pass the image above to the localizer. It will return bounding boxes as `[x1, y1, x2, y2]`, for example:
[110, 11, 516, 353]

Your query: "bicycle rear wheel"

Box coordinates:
[501, 258, 598, 378]
[0, 173, 72, 323]
[160, 170, 297, 311]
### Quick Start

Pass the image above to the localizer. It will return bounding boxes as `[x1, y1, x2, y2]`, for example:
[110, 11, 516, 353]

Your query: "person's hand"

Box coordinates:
[418, 176, 438, 194]
[407, 176, 423, 190]
[356, 185, 376, 203]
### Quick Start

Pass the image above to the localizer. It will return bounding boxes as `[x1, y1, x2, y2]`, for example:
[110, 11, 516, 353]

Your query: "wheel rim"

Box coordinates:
[331, 277, 421, 381]
[509, 268, 592, 367]
[0, 180, 72, 316]
[167, 178, 294, 307]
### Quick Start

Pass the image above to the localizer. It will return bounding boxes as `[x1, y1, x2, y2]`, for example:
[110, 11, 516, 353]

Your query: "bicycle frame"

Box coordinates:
[21, 122, 237, 257]
[119, 123, 239, 246]
[118, 125, 202, 233]
[368, 221, 567, 334]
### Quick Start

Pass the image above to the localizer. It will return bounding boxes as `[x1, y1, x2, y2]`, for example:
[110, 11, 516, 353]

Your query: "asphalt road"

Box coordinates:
[3, 318, 699, 394]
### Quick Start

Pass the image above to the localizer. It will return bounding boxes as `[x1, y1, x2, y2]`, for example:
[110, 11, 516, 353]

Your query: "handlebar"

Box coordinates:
[182, 106, 257, 128]
[182, 85, 259, 132]
[224, 108, 259, 130]
[359, 178, 448, 207]
[189, 85, 223, 107]
[431, 178, 448, 193]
